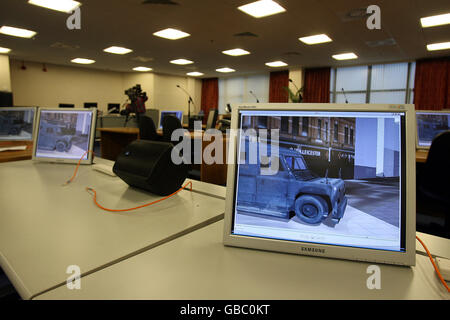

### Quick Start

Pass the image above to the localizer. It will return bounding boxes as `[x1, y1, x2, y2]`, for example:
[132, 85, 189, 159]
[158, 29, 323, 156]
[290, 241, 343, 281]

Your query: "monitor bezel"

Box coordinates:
[415, 109, 450, 150]
[32, 107, 97, 165]
[158, 110, 183, 129]
[0, 106, 37, 142]
[223, 103, 416, 267]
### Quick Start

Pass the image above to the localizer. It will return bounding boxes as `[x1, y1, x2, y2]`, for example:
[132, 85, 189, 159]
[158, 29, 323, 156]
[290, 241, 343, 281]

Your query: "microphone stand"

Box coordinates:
[176, 85, 195, 125]
[341, 88, 349, 104]
[249, 90, 260, 103]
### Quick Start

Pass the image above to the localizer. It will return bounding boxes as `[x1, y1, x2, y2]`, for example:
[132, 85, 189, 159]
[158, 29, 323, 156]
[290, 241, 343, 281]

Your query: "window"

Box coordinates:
[292, 117, 299, 136]
[324, 121, 328, 141]
[281, 117, 289, 133]
[302, 117, 309, 136]
[317, 119, 322, 139]
[344, 126, 349, 144]
[334, 122, 338, 142]
[285, 156, 307, 170]
[350, 128, 354, 145]
[330, 62, 416, 104]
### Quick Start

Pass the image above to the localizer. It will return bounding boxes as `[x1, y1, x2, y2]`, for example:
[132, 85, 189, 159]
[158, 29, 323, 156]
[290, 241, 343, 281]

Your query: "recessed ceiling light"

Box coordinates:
[187, 72, 204, 77]
[332, 52, 358, 60]
[133, 67, 153, 72]
[299, 34, 332, 45]
[238, 0, 286, 18]
[103, 46, 133, 55]
[28, 0, 81, 13]
[153, 28, 190, 40]
[222, 48, 250, 56]
[426, 42, 450, 51]
[0, 47, 11, 54]
[216, 67, 236, 73]
[420, 13, 450, 28]
[0, 26, 37, 38]
[265, 61, 288, 67]
[71, 58, 95, 64]
[170, 59, 194, 65]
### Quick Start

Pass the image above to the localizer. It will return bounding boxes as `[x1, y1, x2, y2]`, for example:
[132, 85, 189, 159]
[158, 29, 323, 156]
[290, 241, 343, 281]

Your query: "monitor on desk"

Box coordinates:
[159, 110, 183, 128]
[416, 110, 450, 149]
[0, 107, 36, 141]
[59, 103, 75, 108]
[84, 102, 98, 109]
[108, 103, 120, 114]
[32, 108, 97, 164]
[223, 103, 416, 266]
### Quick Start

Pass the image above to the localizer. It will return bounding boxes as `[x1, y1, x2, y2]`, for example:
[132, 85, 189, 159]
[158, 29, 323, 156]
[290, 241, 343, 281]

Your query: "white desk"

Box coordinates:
[0, 160, 225, 299]
[36, 221, 449, 300]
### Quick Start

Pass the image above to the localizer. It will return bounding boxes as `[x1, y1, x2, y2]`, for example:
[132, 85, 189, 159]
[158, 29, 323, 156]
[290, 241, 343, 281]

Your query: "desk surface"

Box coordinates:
[0, 141, 33, 163]
[0, 159, 225, 299]
[36, 220, 449, 300]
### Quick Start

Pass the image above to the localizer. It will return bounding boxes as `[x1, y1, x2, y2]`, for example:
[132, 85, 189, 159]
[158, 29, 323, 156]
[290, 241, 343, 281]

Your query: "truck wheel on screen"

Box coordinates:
[55, 141, 66, 152]
[294, 195, 328, 224]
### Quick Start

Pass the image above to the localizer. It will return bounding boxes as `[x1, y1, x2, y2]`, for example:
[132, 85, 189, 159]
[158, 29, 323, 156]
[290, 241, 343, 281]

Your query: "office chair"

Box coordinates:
[206, 109, 218, 130]
[138, 116, 159, 141]
[162, 115, 183, 143]
[416, 130, 450, 237]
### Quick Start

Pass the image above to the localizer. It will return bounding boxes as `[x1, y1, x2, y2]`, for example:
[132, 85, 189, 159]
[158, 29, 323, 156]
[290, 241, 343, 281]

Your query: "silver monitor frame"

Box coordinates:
[158, 110, 183, 129]
[415, 109, 450, 150]
[223, 103, 416, 266]
[32, 108, 97, 164]
[0, 106, 37, 141]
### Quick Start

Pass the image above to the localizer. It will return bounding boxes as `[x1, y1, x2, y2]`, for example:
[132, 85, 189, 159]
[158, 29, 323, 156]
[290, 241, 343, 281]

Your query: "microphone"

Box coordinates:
[249, 90, 260, 103]
[176, 85, 195, 105]
[341, 88, 349, 104]
[289, 78, 300, 91]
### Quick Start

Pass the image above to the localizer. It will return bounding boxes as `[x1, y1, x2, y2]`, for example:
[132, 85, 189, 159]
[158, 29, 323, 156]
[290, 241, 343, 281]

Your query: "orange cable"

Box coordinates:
[63, 150, 93, 186]
[416, 235, 449, 292]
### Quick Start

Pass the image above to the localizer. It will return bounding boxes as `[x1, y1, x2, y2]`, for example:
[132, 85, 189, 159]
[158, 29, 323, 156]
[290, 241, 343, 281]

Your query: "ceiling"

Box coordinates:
[0, 0, 449, 78]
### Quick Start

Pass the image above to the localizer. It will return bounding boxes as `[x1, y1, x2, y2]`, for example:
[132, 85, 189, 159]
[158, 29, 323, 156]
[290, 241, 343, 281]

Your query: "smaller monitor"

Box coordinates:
[0, 91, 13, 107]
[32, 108, 97, 164]
[84, 102, 98, 109]
[206, 109, 218, 129]
[416, 110, 450, 149]
[108, 103, 120, 114]
[59, 104, 75, 108]
[0, 107, 36, 141]
[159, 110, 183, 128]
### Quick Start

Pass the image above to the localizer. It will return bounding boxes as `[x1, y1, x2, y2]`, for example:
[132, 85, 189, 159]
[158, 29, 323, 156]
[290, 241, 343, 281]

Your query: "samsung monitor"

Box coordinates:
[223, 103, 416, 266]
[84, 102, 98, 109]
[159, 110, 183, 128]
[32, 108, 97, 164]
[108, 103, 120, 114]
[59, 103, 75, 108]
[0, 107, 36, 141]
[416, 110, 450, 149]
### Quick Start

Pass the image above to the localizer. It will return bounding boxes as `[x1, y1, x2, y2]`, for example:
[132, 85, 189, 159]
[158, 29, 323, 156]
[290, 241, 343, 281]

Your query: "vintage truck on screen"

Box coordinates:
[38, 121, 73, 152]
[0, 114, 25, 136]
[237, 146, 347, 224]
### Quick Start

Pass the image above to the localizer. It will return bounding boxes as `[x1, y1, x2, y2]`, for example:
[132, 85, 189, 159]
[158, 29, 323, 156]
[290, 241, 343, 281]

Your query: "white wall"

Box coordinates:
[9, 59, 202, 115]
[0, 55, 11, 92]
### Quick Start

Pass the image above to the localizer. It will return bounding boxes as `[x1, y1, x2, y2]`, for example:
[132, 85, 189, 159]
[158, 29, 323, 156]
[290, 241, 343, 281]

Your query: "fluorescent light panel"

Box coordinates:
[427, 42, 450, 51]
[299, 34, 332, 45]
[0, 47, 11, 54]
[71, 58, 95, 64]
[0, 26, 36, 38]
[332, 52, 358, 60]
[170, 59, 194, 65]
[238, 0, 286, 18]
[104, 46, 133, 55]
[216, 67, 235, 73]
[153, 28, 190, 40]
[420, 13, 450, 28]
[187, 72, 204, 76]
[265, 61, 287, 67]
[222, 48, 250, 56]
[133, 67, 152, 72]
[28, 0, 81, 13]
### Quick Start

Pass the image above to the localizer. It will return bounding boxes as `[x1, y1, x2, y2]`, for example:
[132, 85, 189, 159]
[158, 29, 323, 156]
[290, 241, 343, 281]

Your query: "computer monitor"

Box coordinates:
[0, 91, 13, 107]
[159, 110, 183, 128]
[107, 103, 120, 114]
[206, 109, 218, 130]
[223, 103, 416, 266]
[84, 102, 98, 109]
[416, 110, 450, 149]
[0, 107, 36, 141]
[59, 104, 75, 108]
[32, 108, 97, 164]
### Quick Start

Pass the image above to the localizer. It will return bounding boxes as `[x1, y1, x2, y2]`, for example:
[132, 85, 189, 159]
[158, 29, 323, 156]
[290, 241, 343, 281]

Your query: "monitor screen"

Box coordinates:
[108, 103, 120, 114]
[416, 110, 450, 148]
[224, 104, 415, 266]
[84, 102, 98, 109]
[0, 107, 36, 141]
[59, 104, 75, 108]
[159, 110, 183, 128]
[33, 108, 96, 164]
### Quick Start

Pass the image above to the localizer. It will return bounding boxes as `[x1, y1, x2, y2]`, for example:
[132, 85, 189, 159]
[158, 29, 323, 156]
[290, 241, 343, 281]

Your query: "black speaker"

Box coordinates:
[113, 140, 188, 196]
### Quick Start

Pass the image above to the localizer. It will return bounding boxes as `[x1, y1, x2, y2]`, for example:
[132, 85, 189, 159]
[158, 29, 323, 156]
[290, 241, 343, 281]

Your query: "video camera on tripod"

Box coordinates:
[121, 84, 148, 125]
